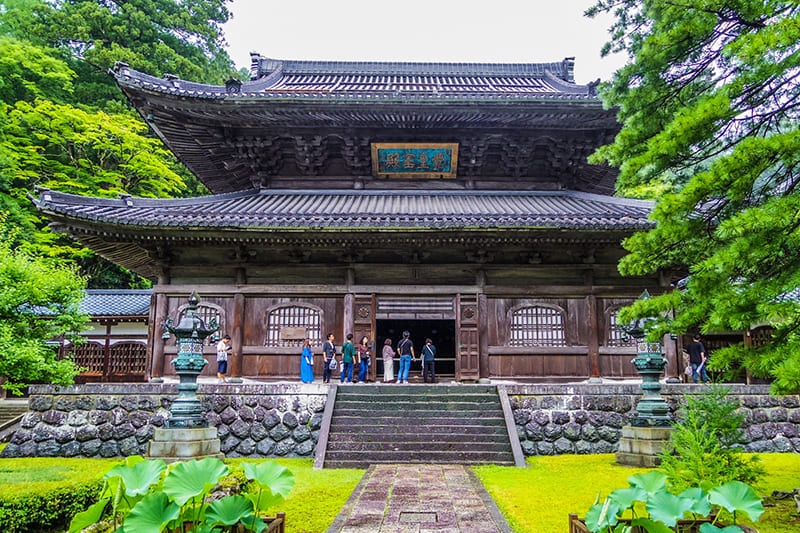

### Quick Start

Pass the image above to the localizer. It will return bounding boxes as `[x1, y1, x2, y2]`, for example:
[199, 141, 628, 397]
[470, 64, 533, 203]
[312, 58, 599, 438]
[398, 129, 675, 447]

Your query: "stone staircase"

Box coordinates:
[0, 400, 28, 442]
[323, 385, 515, 468]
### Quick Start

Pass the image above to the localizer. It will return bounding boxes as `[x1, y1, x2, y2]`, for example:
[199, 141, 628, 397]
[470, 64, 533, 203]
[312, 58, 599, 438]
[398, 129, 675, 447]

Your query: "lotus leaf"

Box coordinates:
[124, 492, 180, 532]
[630, 517, 676, 533]
[163, 458, 229, 506]
[678, 487, 712, 516]
[105, 458, 166, 497]
[205, 495, 254, 526]
[608, 487, 647, 510]
[243, 461, 295, 498]
[646, 490, 693, 527]
[68, 498, 109, 533]
[627, 471, 667, 494]
[708, 481, 765, 522]
[699, 524, 747, 533]
[584, 499, 621, 532]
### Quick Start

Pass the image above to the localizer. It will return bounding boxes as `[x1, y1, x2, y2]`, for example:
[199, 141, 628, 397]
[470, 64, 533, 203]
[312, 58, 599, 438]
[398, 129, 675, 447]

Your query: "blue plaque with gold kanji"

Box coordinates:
[371, 143, 459, 179]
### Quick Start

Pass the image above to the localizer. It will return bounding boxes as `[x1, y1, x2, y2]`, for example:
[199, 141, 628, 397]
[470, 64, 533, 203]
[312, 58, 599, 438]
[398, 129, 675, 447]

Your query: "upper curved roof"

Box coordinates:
[112, 56, 599, 101]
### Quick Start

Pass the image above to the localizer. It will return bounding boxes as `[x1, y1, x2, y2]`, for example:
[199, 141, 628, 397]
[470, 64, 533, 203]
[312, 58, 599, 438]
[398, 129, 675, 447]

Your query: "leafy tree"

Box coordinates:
[588, 1, 800, 392]
[0, 214, 86, 395]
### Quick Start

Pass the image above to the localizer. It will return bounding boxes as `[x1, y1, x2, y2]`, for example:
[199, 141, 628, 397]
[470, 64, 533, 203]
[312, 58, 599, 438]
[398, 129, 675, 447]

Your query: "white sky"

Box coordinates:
[221, 0, 629, 84]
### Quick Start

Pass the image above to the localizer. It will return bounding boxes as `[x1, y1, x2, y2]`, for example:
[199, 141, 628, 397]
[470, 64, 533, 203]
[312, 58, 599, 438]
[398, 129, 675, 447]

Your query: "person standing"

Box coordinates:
[396, 330, 415, 384]
[421, 337, 437, 383]
[382, 338, 394, 383]
[216, 335, 232, 383]
[322, 333, 336, 384]
[300, 338, 314, 383]
[340, 333, 356, 383]
[688, 334, 709, 383]
[356, 335, 370, 383]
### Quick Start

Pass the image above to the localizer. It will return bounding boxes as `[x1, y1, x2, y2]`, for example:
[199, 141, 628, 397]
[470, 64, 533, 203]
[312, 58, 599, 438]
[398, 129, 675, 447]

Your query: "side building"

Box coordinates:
[34, 56, 675, 382]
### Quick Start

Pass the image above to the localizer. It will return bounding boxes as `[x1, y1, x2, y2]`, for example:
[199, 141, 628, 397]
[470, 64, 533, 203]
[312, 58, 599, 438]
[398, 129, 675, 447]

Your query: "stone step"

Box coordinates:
[328, 429, 507, 441]
[330, 416, 507, 428]
[325, 458, 516, 469]
[335, 391, 499, 400]
[327, 440, 512, 452]
[335, 385, 497, 395]
[324, 449, 514, 467]
[333, 400, 502, 410]
[332, 407, 503, 418]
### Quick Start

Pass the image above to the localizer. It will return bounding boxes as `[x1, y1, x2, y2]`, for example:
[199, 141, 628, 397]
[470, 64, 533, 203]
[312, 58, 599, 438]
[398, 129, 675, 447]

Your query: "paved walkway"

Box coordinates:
[326, 464, 513, 533]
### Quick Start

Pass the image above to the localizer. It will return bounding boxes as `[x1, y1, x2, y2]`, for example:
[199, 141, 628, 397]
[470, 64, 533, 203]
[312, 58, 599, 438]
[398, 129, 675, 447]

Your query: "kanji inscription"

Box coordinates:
[371, 143, 459, 179]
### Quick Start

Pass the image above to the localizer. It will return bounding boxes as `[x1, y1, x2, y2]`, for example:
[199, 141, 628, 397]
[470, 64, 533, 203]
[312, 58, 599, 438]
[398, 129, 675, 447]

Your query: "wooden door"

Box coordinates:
[352, 294, 376, 381]
[457, 294, 480, 380]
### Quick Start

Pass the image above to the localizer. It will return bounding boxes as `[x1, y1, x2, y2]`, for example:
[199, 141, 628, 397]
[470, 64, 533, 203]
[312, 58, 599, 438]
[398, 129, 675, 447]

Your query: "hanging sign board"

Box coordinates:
[371, 143, 458, 179]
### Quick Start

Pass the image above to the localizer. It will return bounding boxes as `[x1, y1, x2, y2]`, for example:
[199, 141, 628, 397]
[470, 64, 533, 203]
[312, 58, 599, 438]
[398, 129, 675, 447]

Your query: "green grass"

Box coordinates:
[227, 458, 365, 533]
[474, 453, 800, 533]
[0, 456, 119, 500]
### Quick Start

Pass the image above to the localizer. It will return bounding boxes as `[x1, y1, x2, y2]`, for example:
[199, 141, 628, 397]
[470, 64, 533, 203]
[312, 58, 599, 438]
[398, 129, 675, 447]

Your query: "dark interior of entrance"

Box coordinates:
[374, 319, 456, 378]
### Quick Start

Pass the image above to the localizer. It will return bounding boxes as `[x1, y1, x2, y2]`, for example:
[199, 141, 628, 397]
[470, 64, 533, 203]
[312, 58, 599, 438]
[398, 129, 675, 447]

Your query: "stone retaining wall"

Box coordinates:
[505, 384, 800, 456]
[0, 383, 328, 459]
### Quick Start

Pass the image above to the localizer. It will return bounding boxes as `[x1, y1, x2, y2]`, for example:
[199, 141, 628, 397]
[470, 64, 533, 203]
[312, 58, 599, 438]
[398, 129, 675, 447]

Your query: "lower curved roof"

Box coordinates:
[33, 189, 654, 231]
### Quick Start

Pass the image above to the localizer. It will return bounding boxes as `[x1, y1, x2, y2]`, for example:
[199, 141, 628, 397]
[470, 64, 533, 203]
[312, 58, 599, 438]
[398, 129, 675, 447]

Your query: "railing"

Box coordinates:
[61, 341, 147, 382]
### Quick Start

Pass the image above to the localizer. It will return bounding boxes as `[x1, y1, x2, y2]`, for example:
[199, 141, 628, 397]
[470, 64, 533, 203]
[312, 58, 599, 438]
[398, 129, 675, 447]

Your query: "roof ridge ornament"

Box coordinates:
[225, 77, 242, 94]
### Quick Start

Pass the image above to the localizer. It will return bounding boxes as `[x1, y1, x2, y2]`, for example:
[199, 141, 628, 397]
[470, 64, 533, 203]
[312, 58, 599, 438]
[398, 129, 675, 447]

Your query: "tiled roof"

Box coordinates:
[81, 289, 152, 317]
[34, 189, 653, 231]
[112, 56, 598, 101]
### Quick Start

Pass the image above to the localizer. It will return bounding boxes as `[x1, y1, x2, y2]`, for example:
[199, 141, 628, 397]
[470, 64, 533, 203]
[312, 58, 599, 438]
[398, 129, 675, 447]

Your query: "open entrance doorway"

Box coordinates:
[374, 319, 456, 379]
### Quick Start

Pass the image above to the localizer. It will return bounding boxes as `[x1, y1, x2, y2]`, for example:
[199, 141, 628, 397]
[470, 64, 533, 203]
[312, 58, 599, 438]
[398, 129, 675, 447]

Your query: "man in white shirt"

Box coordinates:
[216, 335, 232, 383]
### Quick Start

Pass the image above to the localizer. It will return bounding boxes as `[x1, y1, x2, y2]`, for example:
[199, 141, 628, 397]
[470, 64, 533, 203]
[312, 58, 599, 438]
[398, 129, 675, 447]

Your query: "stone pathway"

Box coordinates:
[326, 464, 513, 533]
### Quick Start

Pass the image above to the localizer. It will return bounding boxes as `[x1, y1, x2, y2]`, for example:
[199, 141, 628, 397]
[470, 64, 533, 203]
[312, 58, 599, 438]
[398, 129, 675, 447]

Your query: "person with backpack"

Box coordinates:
[421, 338, 437, 383]
[322, 333, 336, 383]
[396, 330, 415, 384]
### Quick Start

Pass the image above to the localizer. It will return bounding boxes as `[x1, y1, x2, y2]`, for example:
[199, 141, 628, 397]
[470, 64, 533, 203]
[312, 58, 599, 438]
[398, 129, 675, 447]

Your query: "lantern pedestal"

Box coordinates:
[147, 427, 224, 464]
[615, 426, 673, 467]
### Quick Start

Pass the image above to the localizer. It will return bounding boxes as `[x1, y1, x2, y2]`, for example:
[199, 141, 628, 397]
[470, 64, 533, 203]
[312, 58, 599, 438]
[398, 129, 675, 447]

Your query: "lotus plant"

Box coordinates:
[584, 471, 764, 533]
[68, 456, 295, 533]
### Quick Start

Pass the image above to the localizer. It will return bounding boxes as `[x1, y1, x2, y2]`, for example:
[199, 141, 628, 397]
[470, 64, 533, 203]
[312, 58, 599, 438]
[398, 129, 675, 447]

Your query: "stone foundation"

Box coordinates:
[0, 383, 327, 459]
[506, 384, 800, 456]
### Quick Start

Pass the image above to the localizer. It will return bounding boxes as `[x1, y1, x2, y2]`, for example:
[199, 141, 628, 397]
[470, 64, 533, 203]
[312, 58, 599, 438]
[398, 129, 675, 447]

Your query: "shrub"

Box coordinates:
[659, 385, 765, 492]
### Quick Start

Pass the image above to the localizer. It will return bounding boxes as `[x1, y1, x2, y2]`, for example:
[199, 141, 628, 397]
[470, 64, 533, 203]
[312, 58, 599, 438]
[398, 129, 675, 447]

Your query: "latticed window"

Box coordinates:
[509, 306, 566, 347]
[265, 305, 322, 347]
[177, 303, 224, 345]
[607, 311, 635, 347]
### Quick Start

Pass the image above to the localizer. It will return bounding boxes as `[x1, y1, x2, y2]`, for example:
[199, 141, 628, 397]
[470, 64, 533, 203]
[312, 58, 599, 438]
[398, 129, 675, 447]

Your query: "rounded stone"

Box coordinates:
[259, 396, 275, 409]
[204, 412, 221, 427]
[11, 429, 32, 445]
[217, 424, 230, 440]
[62, 441, 81, 457]
[594, 441, 616, 453]
[96, 396, 120, 410]
[19, 440, 38, 456]
[263, 410, 281, 429]
[250, 423, 269, 442]
[308, 413, 323, 430]
[282, 412, 298, 429]
[780, 396, 800, 408]
[750, 409, 768, 424]
[42, 410, 67, 425]
[553, 437, 573, 455]
[572, 410, 589, 424]
[97, 423, 114, 441]
[253, 406, 267, 422]
[513, 409, 531, 425]
[53, 397, 75, 412]
[230, 396, 244, 410]
[135, 425, 155, 443]
[543, 423, 562, 442]
[80, 439, 102, 457]
[110, 407, 128, 426]
[778, 423, 798, 438]
[33, 424, 55, 442]
[532, 411, 550, 426]
[219, 407, 238, 426]
[772, 436, 792, 453]
[311, 430, 320, 443]
[540, 396, 557, 409]
[789, 410, 800, 424]
[38, 439, 61, 457]
[298, 412, 311, 426]
[295, 440, 314, 457]
[230, 419, 251, 439]
[151, 409, 170, 427]
[768, 408, 788, 423]
[588, 412, 607, 427]
[99, 441, 120, 457]
[536, 441, 554, 456]
[120, 396, 138, 412]
[113, 423, 136, 440]
[212, 395, 230, 414]
[551, 411, 570, 425]
[520, 440, 536, 456]
[256, 439, 274, 456]
[293, 425, 311, 443]
[270, 424, 291, 442]
[244, 395, 259, 407]
[524, 422, 543, 441]
[273, 440, 295, 456]
[598, 426, 621, 443]
[67, 410, 88, 427]
[239, 406, 254, 423]
[29, 395, 53, 412]
[221, 436, 240, 454]
[746, 425, 764, 441]
[563, 422, 582, 441]
[119, 437, 140, 456]
[581, 424, 600, 443]
[88, 410, 110, 425]
[129, 411, 151, 429]
[20, 412, 41, 428]
[54, 425, 76, 444]
[746, 440, 775, 453]
[237, 438, 257, 456]
[76, 425, 99, 442]
[574, 440, 593, 455]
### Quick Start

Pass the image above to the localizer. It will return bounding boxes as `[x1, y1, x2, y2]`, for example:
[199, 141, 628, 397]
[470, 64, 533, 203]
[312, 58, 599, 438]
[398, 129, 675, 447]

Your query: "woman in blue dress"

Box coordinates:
[301, 338, 314, 383]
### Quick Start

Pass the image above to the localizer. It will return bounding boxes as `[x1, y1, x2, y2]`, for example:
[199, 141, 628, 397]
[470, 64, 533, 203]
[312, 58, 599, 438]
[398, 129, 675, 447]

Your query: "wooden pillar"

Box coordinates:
[478, 293, 489, 379]
[150, 291, 169, 381]
[587, 295, 600, 378]
[343, 293, 354, 339]
[102, 322, 113, 381]
[230, 292, 245, 380]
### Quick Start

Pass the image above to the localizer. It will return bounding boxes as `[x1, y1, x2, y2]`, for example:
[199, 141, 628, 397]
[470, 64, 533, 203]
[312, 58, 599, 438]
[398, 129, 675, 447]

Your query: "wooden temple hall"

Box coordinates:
[34, 54, 675, 382]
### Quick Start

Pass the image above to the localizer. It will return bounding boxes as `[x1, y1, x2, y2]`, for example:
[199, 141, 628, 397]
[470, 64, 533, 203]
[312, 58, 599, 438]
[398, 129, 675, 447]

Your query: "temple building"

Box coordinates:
[34, 55, 675, 382]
